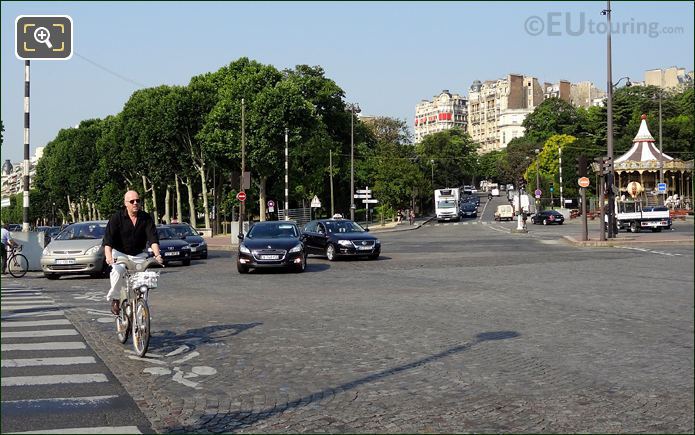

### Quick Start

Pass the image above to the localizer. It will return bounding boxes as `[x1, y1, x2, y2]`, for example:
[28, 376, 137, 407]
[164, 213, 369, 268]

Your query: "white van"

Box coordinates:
[494, 204, 514, 221]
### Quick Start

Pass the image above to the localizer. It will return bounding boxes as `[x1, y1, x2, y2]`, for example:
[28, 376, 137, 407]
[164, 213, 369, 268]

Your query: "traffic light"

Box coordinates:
[577, 155, 588, 178]
[549, 184, 555, 193]
[602, 156, 613, 175]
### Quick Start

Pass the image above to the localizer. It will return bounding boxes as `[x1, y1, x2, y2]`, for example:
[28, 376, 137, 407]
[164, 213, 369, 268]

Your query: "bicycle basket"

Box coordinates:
[129, 271, 159, 289]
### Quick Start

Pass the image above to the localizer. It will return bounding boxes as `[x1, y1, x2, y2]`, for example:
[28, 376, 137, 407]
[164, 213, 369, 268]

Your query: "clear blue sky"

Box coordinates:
[1, 1, 693, 163]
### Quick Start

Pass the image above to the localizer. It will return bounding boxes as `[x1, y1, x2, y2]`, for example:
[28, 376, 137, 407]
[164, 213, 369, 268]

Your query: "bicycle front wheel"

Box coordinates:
[8, 254, 28, 278]
[132, 298, 150, 357]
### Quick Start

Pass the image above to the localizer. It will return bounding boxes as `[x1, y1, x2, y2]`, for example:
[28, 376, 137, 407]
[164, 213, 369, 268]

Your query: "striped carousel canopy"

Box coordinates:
[615, 114, 673, 163]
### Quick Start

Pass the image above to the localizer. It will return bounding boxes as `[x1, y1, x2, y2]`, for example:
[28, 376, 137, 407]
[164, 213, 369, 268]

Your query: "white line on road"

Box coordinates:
[1, 341, 86, 351]
[1, 394, 118, 406]
[2, 329, 78, 338]
[1, 304, 58, 311]
[2, 356, 96, 367]
[1, 296, 53, 301]
[1, 319, 71, 328]
[1, 310, 65, 319]
[1, 373, 108, 386]
[8, 426, 142, 434]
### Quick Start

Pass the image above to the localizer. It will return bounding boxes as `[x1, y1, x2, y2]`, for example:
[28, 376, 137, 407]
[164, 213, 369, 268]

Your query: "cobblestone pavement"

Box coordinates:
[16, 222, 694, 433]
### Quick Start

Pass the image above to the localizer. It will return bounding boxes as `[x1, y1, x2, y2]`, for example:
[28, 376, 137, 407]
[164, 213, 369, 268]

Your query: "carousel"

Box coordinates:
[614, 114, 693, 209]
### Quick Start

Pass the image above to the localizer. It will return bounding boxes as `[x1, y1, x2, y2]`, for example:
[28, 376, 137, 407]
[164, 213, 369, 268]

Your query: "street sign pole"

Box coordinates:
[581, 187, 588, 241]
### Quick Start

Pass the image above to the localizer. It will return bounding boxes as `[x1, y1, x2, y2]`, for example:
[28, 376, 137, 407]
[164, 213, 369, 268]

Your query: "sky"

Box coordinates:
[1, 1, 693, 163]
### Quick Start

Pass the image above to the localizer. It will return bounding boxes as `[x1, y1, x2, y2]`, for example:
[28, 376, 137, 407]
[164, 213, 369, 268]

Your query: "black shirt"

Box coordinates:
[103, 208, 159, 256]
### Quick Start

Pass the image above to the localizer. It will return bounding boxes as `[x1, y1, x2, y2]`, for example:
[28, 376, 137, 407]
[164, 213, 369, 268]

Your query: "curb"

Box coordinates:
[562, 235, 694, 247]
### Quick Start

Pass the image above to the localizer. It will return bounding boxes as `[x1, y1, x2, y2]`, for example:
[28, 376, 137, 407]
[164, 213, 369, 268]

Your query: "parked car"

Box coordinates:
[302, 218, 380, 261]
[40, 221, 108, 279]
[532, 210, 565, 225]
[236, 221, 306, 273]
[155, 225, 191, 266]
[8, 224, 21, 231]
[168, 223, 208, 259]
[459, 201, 478, 218]
[494, 204, 514, 221]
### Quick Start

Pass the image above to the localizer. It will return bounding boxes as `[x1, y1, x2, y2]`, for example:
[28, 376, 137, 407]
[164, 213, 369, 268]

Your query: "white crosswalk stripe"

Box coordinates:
[1, 287, 147, 433]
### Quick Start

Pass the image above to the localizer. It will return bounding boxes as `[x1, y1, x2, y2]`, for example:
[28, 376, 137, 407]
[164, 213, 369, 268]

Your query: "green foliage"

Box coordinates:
[416, 128, 478, 189]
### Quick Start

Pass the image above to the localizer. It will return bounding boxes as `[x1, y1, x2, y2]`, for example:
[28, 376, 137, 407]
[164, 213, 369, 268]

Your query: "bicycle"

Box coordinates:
[114, 255, 162, 357]
[5, 244, 28, 278]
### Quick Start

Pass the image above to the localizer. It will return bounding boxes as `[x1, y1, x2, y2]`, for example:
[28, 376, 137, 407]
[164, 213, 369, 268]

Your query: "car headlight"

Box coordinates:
[338, 240, 352, 247]
[84, 245, 101, 255]
[375, 240, 381, 245]
[239, 244, 251, 254]
[289, 243, 302, 253]
[182, 245, 191, 250]
[42, 247, 49, 255]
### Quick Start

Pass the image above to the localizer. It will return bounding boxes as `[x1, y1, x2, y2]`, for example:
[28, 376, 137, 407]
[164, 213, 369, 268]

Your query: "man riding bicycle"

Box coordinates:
[104, 190, 163, 315]
[1, 223, 17, 275]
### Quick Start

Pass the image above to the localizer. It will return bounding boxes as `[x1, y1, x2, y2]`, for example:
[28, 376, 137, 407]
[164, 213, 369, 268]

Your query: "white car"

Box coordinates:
[491, 188, 500, 197]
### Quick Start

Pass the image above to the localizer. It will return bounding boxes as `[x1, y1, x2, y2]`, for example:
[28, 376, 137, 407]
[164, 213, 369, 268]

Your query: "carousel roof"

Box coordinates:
[615, 115, 673, 163]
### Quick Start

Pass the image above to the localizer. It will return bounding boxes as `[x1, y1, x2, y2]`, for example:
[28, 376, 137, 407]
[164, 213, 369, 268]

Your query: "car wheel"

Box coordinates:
[44, 273, 59, 280]
[542, 219, 548, 225]
[326, 244, 337, 261]
[237, 261, 249, 274]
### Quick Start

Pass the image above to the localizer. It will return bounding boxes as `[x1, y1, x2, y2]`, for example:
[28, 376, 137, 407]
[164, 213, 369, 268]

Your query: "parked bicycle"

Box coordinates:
[114, 255, 162, 357]
[6, 244, 28, 278]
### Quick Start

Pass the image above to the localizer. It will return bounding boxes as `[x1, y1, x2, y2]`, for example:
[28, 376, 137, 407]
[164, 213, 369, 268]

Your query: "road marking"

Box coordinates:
[2, 356, 96, 367]
[1, 294, 44, 298]
[1, 373, 108, 386]
[1, 310, 65, 319]
[1, 300, 54, 305]
[1, 297, 53, 302]
[1, 319, 71, 328]
[1, 341, 86, 351]
[7, 426, 142, 434]
[2, 329, 78, 338]
[617, 246, 682, 257]
[1, 304, 58, 311]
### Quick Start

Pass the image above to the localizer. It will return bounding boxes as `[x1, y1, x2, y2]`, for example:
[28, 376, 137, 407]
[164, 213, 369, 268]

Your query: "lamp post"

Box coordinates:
[602, 0, 616, 238]
[655, 88, 664, 205]
[430, 159, 435, 188]
[347, 103, 360, 221]
[285, 127, 289, 220]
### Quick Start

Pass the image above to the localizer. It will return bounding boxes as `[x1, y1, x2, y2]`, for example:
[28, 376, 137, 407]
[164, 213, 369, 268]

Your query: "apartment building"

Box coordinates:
[570, 81, 606, 108]
[1, 147, 44, 197]
[644, 66, 693, 90]
[414, 90, 468, 143]
[467, 74, 545, 153]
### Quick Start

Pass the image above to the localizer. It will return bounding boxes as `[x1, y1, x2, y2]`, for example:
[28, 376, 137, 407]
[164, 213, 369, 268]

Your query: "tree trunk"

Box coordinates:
[175, 174, 182, 223]
[141, 175, 149, 213]
[259, 176, 267, 222]
[151, 185, 160, 223]
[164, 186, 171, 224]
[199, 165, 210, 229]
[186, 176, 197, 228]
[66, 196, 76, 223]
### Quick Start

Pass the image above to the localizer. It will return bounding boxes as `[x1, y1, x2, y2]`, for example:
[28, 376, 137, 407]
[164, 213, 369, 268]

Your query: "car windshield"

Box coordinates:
[324, 220, 364, 234]
[170, 224, 198, 237]
[247, 223, 298, 239]
[157, 227, 178, 240]
[437, 201, 456, 209]
[54, 223, 106, 240]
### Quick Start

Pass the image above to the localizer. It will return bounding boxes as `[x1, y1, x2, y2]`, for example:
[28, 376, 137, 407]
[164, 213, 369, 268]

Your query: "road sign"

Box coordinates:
[267, 200, 275, 208]
[578, 177, 590, 188]
[356, 189, 371, 194]
[236, 191, 246, 201]
[311, 195, 321, 208]
[534, 189, 542, 197]
[354, 194, 371, 199]
[362, 199, 379, 204]
[657, 182, 667, 192]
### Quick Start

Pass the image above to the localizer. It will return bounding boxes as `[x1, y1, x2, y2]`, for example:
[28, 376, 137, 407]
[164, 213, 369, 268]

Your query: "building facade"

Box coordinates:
[467, 74, 545, 153]
[644, 67, 693, 90]
[1, 147, 44, 198]
[414, 90, 468, 143]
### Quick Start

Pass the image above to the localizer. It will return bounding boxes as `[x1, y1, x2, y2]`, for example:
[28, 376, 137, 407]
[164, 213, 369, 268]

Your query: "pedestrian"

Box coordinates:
[397, 209, 403, 223]
[409, 209, 415, 225]
[1, 223, 17, 275]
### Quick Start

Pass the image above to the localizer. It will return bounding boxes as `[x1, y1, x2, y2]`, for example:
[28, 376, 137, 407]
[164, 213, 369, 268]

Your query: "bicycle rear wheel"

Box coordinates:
[132, 298, 150, 357]
[116, 300, 130, 344]
[8, 254, 28, 278]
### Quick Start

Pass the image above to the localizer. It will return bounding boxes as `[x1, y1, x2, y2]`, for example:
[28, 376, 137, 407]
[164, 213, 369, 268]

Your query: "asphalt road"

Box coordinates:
[2, 219, 693, 433]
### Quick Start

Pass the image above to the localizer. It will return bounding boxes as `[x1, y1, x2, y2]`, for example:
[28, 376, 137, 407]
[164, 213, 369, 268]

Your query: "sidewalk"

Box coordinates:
[203, 217, 435, 251]
[562, 230, 694, 247]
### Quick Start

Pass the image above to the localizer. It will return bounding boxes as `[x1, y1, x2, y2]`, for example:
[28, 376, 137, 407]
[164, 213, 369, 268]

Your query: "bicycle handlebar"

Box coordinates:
[115, 256, 163, 271]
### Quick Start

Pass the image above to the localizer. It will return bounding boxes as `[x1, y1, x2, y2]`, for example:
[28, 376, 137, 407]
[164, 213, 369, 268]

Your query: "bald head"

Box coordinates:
[124, 190, 141, 216]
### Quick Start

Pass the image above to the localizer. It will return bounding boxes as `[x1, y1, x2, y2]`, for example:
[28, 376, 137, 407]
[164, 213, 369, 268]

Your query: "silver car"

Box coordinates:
[41, 221, 108, 280]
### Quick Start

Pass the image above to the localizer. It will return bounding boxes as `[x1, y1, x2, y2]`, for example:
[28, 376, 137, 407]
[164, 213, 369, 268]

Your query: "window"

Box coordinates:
[303, 221, 318, 233]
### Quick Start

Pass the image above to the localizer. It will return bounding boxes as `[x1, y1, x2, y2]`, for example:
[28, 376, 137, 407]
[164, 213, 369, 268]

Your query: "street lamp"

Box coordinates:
[430, 159, 435, 188]
[535, 149, 540, 209]
[347, 102, 361, 221]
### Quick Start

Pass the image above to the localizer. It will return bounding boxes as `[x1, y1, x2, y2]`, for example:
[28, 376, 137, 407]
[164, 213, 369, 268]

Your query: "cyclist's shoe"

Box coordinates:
[111, 299, 120, 316]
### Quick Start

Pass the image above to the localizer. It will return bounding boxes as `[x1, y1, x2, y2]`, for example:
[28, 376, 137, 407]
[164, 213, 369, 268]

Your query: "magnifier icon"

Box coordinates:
[33, 26, 53, 49]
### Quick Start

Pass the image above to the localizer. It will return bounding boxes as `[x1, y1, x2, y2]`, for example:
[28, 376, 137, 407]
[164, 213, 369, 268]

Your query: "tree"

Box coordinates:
[522, 98, 586, 143]
[416, 129, 478, 190]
